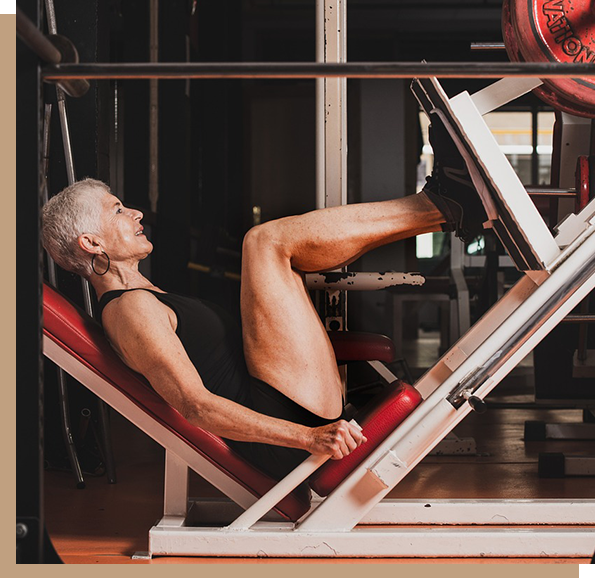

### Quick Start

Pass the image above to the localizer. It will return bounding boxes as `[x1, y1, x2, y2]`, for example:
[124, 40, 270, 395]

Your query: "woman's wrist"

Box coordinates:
[292, 423, 314, 453]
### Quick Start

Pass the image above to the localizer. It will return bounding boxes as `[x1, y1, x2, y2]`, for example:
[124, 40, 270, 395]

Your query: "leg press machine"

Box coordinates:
[43, 77, 595, 558]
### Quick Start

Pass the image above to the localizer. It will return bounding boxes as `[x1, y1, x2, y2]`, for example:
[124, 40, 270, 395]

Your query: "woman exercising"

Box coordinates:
[41, 116, 485, 480]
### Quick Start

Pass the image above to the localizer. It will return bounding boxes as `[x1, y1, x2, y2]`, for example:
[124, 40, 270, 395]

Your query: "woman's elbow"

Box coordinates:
[177, 393, 210, 425]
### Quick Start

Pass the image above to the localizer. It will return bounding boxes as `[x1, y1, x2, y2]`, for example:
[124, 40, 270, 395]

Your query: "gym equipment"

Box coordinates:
[40, 0, 117, 487]
[525, 113, 594, 477]
[539, 452, 595, 478]
[24, 0, 595, 558]
[16, 6, 89, 98]
[525, 419, 595, 441]
[41, 60, 592, 81]
[502, 0, 595, 118]
[508, 0, 595, 110]
[41, 104, 86, 489]
[43, 73, 595, 557]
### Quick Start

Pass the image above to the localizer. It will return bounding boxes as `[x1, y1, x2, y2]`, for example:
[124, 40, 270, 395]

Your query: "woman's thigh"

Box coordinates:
[240, 225, 343, 420]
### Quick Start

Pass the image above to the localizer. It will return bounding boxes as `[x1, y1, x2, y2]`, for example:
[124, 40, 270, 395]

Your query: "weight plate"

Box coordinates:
[503, 0, 595, 118]
[510, 0, 595, 112]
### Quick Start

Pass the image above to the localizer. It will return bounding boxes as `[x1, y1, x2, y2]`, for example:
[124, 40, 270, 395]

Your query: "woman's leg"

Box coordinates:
[240, 191, 443, 419]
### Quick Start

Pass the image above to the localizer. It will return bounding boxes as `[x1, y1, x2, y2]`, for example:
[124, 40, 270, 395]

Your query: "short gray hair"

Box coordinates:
[42, 178, 110, 278]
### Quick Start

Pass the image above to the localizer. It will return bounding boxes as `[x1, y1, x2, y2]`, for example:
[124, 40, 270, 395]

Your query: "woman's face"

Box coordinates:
[97, 193, 153, 262]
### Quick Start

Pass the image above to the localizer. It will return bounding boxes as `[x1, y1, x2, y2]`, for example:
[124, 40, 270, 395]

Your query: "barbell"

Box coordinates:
[17, 1, 595, 120]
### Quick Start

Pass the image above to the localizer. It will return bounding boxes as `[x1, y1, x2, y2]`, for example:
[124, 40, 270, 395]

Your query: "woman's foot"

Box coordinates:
[422, 113, 488, 243]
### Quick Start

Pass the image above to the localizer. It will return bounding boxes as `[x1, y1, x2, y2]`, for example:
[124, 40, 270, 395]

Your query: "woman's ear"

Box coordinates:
[78, 233, 102, 256]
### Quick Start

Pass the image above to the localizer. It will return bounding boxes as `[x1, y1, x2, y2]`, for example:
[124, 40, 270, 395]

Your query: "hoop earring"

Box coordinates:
[91, 251, 110, 276]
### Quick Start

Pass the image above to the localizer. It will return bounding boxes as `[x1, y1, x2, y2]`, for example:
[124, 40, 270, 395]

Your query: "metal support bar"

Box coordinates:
[42, 82, 85, 493]
[45, 0, 117, 485]
[16, 6, 62, 64]
[42, 61, 595, 81]
[527, 188, 577, 198]
[185, 497, 595, 526]
[316, 0, 347, 210]
[18, 4, 89, 98]
[164, 451, 189, 517]
[45, 0, 76, 185]
[316, 0, 348, 337]
[225, 418, 356, 531]
[148, 525, 595, 558]
[471, 77, 543, 115]
[470, 42, 506, 51]
[577, 296, 590, 362]
[148, 0, 159, 213]
[450, 234, 470, 341]
[96, 399, 116, 483]
[226, 454, 329, 531]
[562, 315, 595, 323]
[305, 271, 424, 291]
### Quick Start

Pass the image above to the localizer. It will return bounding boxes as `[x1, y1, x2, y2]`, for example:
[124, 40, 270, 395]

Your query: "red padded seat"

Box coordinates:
[309, 380, 422, 496]
[42, 283, 311, 522]
[328, 331, 396, 363]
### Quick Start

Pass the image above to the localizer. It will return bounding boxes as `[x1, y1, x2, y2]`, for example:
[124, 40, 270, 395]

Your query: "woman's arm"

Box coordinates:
[102, 291, 365, 459]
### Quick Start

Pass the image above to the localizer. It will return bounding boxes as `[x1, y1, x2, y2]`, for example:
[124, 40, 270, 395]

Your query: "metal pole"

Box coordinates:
[16, 6, 62, 64]
[45, 0, 76, 186]
[316, 1, 348, 339]
[525, 187, 576, 197]
[531, 106, 539, 186]
[470, 42, 506, 51]
[315, 0, 324, 211]
[42, 104, 86, 490]
[561, 315, 595, 323]
[17, 4, 89, 98]
[577, 297, 590, 362]
[45, 0, 117, 484]
[42, 61, 595, 81]
[149, 0, 159, 213]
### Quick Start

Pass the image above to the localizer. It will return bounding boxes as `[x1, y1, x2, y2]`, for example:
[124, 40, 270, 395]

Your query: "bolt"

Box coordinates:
[16, 523, 28, 539]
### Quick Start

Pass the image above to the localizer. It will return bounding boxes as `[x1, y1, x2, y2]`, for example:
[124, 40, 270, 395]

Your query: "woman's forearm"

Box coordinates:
[184, 390, 313, 451]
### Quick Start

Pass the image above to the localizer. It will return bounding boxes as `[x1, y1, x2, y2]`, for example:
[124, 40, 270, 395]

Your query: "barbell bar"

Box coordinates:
[42, 61, 595, 81]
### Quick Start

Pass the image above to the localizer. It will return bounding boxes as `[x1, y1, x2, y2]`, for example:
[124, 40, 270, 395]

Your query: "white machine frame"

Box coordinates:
[44, 72, 595, 558]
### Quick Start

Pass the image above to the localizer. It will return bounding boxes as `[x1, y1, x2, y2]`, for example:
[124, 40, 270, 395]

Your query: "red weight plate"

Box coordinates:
[503, 0, 595, 118]
[510, 0, 595, 112]
[532, 84, 595, 117]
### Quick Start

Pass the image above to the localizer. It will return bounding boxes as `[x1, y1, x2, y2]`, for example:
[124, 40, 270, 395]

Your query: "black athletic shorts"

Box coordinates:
[226, 377, 344, 480]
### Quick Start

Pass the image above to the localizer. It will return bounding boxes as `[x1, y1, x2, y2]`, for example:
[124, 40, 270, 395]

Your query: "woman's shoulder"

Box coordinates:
[100, 288, 166, 320]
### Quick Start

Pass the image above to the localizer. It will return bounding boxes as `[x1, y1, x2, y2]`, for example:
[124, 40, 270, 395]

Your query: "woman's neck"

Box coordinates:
[90, 267, 161, 300]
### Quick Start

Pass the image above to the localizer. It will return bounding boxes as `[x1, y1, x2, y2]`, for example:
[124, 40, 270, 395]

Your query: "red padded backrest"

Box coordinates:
[42, 283, 311, 522]
[309, 380, 422, 496]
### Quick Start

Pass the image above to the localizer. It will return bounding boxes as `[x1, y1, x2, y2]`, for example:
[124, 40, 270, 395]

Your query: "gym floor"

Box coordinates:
[44, 336, 595, 564]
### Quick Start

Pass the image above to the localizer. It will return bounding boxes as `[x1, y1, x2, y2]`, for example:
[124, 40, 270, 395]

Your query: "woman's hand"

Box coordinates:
[306, 420, 367, 460]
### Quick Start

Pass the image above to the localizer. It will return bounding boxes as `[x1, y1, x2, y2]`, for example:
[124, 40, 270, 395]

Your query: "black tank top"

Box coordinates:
[97, 289, 252, 408]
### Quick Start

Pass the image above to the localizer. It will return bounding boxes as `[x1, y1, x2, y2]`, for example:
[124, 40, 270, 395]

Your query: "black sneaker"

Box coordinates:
[422, 113, 488, 243]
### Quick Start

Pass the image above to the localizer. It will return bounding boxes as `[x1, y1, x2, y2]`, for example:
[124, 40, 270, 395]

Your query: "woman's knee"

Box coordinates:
[242, 221, 289, 261]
